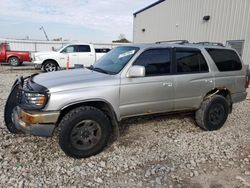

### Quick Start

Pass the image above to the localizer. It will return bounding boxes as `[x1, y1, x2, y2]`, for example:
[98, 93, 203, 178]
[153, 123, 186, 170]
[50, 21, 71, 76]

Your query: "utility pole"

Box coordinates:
[39, 26, 49, 41]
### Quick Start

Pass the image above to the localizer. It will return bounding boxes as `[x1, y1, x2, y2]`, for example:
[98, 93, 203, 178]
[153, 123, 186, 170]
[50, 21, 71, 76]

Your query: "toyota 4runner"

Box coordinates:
[4, 42, 249, 158]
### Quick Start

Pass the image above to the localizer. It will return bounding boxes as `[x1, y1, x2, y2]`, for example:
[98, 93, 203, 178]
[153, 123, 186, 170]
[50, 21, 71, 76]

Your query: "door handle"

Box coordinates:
[72, 55, 77, 56]
[163, 82, 172, 87]
[89, 54, 93, 56]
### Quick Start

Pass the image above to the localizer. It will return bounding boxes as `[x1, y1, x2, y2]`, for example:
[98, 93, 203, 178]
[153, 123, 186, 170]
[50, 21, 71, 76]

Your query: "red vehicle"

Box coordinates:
[0, 43, 31, 66]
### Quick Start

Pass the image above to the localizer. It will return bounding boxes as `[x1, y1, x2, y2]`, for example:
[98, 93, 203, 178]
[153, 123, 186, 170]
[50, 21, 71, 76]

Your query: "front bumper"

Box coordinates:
[6, 75, 59, 137]
[33, 60, 43, 69]
[13, 106, 60, 137]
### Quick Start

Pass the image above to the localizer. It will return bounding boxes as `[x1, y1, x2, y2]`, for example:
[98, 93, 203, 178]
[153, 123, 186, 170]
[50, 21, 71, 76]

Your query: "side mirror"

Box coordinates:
[127, 65, 145, 78]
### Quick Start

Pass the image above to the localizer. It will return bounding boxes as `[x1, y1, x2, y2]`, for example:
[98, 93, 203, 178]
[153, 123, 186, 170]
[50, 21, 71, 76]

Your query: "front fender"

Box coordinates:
[44, 86, 121, 120]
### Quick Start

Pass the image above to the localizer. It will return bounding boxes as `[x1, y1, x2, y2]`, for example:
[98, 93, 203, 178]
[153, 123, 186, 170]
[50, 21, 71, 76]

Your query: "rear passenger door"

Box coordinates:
[120, 48, 175, 118]
[173, 48, 214, 110]
[77, 45, 95, 67]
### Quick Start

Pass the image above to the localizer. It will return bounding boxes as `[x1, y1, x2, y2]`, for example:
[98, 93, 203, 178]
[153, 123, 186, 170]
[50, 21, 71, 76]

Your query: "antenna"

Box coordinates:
[39, 26, 49, 41]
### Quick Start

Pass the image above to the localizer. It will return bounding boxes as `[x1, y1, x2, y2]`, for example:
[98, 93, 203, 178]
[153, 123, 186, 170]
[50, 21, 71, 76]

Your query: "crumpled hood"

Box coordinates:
[32, 69, 117, 93]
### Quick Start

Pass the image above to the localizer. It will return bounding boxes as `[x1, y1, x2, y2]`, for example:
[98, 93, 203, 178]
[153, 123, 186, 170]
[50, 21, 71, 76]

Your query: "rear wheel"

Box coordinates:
[43, 61, 58, 72]
[58, 106, 112, 158]
[195, 95, 229, 131]
[8, 57, 20, 66]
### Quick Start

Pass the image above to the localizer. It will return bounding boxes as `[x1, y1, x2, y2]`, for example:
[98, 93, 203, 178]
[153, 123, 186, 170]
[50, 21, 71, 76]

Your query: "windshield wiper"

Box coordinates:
[87, 65, 110, 74]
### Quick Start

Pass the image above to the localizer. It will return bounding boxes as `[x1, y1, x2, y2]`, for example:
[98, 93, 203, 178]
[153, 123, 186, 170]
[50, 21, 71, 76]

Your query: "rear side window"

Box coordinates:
[78, 45, 91, 52]
[176, 49, 209, 73]
[206, 48, 242, 71]
[95, 48, 111, 53]
[134, 48, 171, 76]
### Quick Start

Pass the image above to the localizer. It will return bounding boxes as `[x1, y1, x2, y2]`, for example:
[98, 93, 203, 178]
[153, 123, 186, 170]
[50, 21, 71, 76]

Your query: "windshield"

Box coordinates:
[56, 45, 67, 52]
[91, 46, 139, 74]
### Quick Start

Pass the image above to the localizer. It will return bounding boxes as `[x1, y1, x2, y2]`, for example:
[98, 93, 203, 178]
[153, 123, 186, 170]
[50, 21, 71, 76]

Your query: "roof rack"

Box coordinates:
[194, 42, 224, 47]
[155, 40, 189, 44]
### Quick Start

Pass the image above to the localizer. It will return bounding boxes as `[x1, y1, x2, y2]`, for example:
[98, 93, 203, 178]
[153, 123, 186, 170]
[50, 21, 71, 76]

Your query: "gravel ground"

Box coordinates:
[0, 64, 250, 188]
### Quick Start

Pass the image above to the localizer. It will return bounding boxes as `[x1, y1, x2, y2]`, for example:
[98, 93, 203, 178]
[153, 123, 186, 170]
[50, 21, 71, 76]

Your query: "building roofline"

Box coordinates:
[133, 0, 165, 16]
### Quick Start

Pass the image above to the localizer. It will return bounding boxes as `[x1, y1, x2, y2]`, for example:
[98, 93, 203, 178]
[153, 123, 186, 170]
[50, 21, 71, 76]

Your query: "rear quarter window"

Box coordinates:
[78, 45, 91, 52]
[206, 48, 242, 71]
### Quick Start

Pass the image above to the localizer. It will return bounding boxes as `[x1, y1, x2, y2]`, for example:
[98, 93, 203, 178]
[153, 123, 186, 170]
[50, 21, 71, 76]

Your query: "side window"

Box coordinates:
[61, 45, 77, 53]
[176, 49, 209, 73]
[6, 45, 10, 51]
[78, 45, 91, 53]
[134, 48, 171, 76]
[206, 48, 242, 71]
[95, 48, 111, 53]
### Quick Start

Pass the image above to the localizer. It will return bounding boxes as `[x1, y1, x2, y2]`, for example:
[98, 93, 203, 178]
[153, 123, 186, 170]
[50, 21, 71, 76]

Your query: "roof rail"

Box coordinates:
[194, 42, 224, 47]
[155, 40, 189, 44]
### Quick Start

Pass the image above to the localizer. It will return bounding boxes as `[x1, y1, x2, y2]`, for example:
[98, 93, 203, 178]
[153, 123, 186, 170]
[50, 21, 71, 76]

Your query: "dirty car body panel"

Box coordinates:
[5, 43, 248, 138]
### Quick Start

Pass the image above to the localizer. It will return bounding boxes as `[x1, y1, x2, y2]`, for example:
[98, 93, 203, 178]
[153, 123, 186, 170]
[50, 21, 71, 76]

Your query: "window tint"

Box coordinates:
[176, 49, 208, 73]
[134, 48, 171, 76]
[62, 45, 77, 53]
[206, 48, 242, 71]
[78, 45, 91, 52]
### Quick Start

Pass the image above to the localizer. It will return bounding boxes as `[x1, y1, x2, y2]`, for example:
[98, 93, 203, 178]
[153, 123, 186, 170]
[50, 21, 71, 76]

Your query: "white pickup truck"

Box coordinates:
[33, 43, 110, 72]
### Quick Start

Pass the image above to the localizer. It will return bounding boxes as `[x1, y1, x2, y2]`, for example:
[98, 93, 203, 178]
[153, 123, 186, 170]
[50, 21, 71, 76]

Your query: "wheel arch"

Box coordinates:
[203, 87, 232, 112]
[42, 59, 60, 68]
[57, 99, 119, 138]
[7, 55, 20, 62]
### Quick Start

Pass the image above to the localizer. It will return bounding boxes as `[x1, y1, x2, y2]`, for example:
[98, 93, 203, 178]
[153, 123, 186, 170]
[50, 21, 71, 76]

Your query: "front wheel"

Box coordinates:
[58, 106, 112, 158]
[43, 61, 58, 72]
[195, 95, 229, 131]
[8, 57, 20, 66]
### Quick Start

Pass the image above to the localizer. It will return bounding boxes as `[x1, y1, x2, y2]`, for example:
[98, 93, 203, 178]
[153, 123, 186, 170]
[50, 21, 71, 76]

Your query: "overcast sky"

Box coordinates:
[0, 0, 156, 42]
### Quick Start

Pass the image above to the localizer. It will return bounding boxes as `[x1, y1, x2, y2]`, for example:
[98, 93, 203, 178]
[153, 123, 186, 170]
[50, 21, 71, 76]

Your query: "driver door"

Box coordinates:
[61, 45, 78, 67]
[120, 48, 175, 118]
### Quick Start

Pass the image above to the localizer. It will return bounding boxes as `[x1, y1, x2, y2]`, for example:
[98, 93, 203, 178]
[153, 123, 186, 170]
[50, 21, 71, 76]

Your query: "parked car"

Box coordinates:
[0, 43, 31, 66]
[33, 44, 109, 72]
[5, 42, 248, 158]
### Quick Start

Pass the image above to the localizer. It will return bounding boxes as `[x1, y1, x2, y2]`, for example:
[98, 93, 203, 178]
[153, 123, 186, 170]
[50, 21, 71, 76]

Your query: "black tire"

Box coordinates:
[4, 85, 23, 134]
[58, 106, 112, 158]
[8, 56, 20, 66]
[43, 61, 58, 72]
[195, 95, 229, 131]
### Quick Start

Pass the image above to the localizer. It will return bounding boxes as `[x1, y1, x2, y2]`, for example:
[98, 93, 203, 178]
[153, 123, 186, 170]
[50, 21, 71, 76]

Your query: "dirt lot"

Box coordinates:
[0, 63, 250, 188]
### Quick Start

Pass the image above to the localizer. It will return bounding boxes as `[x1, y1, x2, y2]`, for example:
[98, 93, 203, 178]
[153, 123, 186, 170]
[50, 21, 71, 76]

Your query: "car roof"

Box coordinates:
[121, 42, 230, 51]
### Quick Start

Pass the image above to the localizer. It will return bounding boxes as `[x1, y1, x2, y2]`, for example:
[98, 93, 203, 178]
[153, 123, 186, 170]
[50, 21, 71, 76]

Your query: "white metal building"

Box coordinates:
[133, 0, 250, 64]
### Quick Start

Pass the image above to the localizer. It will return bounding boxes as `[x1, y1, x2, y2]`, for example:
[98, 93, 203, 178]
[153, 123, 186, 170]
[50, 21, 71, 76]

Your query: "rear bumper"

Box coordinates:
[13, 106, 60, 137]
[231, 91, 247, 103]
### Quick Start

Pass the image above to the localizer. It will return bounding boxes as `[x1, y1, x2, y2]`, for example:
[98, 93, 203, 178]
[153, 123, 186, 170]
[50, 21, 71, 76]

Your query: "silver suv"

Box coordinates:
[4, 42, 249, 158]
